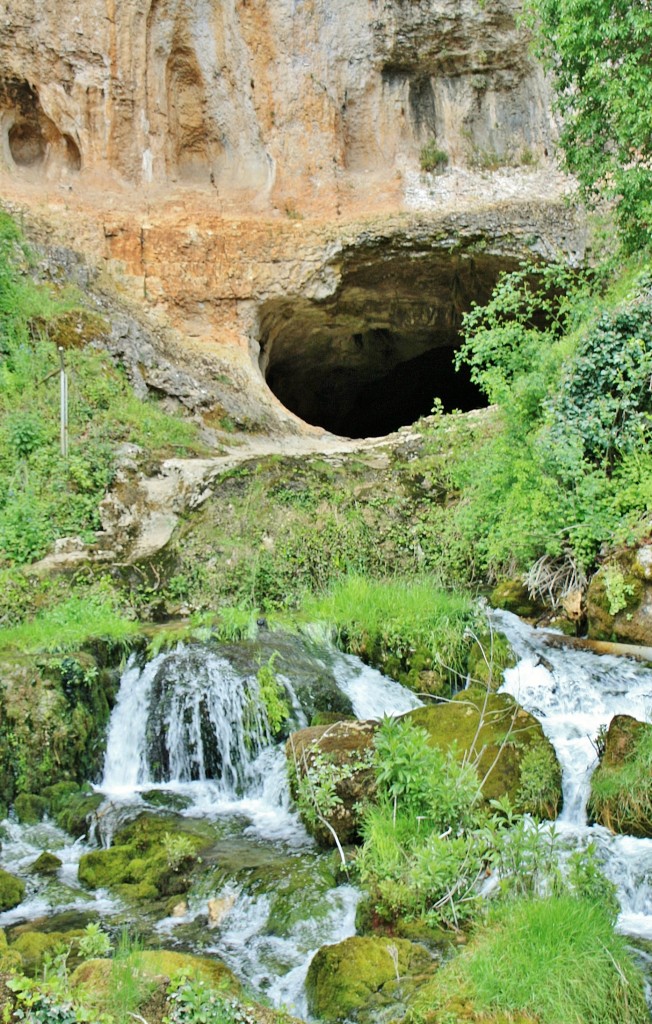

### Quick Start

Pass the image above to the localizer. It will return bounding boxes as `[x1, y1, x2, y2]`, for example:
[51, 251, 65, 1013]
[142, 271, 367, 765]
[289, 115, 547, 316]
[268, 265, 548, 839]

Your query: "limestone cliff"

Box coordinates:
[0, 0, 583, 436]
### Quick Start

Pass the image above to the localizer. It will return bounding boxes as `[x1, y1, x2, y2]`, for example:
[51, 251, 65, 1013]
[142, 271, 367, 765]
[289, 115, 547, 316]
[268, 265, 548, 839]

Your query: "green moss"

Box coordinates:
[28, 851, 63, 876]
[306, 935, 433, 1021]
[77, 813, 210, 903]
[467, 632, 516, 690]
[9, 928, 84, 976]
[489, 580, 543, 618]
[53, 792, 104, 838]
[13, 792, 47, 824]
[589, 716, 652, 836]
[407, 689, 562, 814]
[0, 869, 25, 912]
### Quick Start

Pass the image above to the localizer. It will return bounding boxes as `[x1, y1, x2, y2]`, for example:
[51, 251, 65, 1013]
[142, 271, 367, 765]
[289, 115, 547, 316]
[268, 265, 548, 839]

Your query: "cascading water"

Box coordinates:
[97, 636, 422, 1013]
[494, 609, 652, 940]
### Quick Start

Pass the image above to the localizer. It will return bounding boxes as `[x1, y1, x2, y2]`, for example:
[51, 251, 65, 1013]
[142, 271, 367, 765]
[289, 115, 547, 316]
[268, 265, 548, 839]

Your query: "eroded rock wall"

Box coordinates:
[0, 0, 555, 202]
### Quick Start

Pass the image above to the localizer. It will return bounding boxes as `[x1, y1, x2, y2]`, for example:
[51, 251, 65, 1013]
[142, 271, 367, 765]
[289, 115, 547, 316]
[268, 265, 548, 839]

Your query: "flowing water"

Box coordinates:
[494, 609, 652, 940]
[2, 618, 652, 1013]
[0, 633, 421, 1016]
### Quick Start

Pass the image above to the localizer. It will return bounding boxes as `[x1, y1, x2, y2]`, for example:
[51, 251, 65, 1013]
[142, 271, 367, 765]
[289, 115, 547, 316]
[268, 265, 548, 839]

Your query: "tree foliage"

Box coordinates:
[524, 0, 652, 251]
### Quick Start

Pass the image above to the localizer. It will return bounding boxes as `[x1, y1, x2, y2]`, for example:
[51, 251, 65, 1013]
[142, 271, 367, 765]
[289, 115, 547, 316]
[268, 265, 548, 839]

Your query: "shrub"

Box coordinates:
[419, 142, 448, 173]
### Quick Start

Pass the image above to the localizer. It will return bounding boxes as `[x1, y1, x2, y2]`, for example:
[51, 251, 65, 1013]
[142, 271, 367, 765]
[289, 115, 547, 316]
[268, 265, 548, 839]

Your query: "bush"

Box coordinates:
[419, 142, 448, 173]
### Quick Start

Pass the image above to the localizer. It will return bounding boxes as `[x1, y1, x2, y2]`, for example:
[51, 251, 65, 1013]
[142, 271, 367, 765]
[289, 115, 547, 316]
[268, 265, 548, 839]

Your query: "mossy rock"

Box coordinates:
[0, 928, 21, 973]
[588, 715, 652, 837]
[586, 561, 648, 643]
[52, 791, 104, 837]
[310, 712, 356, 727]
[306, 935, 433, 1021]
[0, 869, 24, 911]
[467, 632, 516, 690]
[287, 721, 377, 846]
[77, 813, 211, 902]
[29, 851, 63, 875]
[9, 928, 84, 975]
[13, 792, 47, 824]
[42, 781, 83, 816]
[489, 580, 544, 618]
[407, 688, 562, 817]
[141, 789, 193, 811]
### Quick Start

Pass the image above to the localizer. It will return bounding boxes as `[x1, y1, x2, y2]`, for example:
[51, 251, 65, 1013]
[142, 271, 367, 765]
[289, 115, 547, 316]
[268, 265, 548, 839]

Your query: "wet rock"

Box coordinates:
[408, 687, 562, 817]
[207, 894, 236, 928]
[306, 935, 433, 1022]
[588, 715, 652, 837]
[490, 579, 545, 618]
[0, 869, 24, 912]
[286, 720, 377, 846]
[28, 851, 63, 876]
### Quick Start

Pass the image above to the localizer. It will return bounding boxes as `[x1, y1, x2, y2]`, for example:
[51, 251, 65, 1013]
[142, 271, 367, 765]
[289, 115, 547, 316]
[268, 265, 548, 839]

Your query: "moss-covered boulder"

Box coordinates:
[408, 688, 562, 818]
[71, 948, 239, 1005]
[286, 721, 377, 846]
[489, 580, 544, 619]
[306, 935, 433, 1022]
[0, 654, 114, 809]
[588, 715, 652, 836]
[587, 557, 650, 644]
[78, 813, 211, 903]
[9, 927, 85, 975]
[52, 790, 104, 838]
[0, 869, 24, 912]
[28, 851, 62, 876]
[0, 928, 21, 973]
[13, 793, 47, 824]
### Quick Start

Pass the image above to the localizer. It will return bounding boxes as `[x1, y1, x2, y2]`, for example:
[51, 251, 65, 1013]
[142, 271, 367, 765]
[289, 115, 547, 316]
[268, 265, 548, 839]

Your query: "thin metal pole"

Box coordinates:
[58, 346, 68, 458]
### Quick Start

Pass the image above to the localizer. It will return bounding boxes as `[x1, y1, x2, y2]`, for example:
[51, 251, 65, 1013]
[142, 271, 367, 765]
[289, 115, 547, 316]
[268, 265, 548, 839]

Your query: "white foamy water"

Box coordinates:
[494, 609, 652, 938]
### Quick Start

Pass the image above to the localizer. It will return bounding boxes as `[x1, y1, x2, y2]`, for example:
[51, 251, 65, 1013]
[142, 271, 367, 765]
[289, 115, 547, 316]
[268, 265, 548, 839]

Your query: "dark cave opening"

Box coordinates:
[259, 247, 520, 439]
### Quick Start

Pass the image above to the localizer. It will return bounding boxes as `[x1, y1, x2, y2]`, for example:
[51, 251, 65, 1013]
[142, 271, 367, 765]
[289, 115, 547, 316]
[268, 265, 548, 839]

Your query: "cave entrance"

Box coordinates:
[259, 247, 519, 438]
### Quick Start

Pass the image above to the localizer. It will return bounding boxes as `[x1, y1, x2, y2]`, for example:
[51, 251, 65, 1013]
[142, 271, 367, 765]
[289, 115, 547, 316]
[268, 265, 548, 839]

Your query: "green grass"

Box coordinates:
[0, 210, 206, 568]
[414, 895, 649, 1024]
[299, 575, 478, 691]
[0, 590, 139, 655]
[589, 725, 652, 835]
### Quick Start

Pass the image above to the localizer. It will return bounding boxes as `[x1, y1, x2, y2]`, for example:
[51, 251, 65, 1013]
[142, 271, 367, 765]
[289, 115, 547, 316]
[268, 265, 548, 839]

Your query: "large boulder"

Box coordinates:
[408, 688, 562, 818]
[286, 721, 377, 846]
[306, 935, 433, 1022]
[0, 869, 24, 912]
[588, 715, 652, 837]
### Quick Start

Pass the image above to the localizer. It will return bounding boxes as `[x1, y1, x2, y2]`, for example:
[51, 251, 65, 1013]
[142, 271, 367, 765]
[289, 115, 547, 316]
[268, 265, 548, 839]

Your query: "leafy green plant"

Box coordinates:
[601, 563, 637, 616]
[77, 922, 112, 960]
[163, 832, 197, 872]
[523, 0, 652, 252]
[164, 975, 258, 1024]
[419, 142, 448, 173]
[255, 653, 290, 736]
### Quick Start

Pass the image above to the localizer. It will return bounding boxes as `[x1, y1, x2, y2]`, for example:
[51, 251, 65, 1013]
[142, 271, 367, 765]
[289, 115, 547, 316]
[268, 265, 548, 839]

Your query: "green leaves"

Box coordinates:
[524, 0, 652, 251]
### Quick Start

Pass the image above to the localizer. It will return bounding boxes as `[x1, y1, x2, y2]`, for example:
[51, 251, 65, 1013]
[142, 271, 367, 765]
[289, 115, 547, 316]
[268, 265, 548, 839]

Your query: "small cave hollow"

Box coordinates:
[259, 248, 520, 438]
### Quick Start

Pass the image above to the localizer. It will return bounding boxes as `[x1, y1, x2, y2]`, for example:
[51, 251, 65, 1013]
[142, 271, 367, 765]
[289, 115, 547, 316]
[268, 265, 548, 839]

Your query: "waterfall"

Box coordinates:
[494, 609, 652, 938]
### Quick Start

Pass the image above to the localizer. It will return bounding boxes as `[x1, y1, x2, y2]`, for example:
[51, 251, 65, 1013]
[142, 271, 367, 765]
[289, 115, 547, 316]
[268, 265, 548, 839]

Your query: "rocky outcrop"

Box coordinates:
[0, 0, 555, 200]
[587, 542, 652, 646]
[588, 715, 652, 838]
[0, 0, 585, 441]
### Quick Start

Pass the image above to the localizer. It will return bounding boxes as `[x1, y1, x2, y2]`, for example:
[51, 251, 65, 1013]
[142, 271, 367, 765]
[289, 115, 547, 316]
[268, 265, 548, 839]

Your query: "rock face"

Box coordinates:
[0, 0, 584, 439]
[0, 0, 554, 198]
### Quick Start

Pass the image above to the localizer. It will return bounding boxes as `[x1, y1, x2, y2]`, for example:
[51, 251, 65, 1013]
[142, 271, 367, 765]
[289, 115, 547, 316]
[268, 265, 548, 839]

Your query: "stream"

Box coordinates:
[1, 613, 652, 1015]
